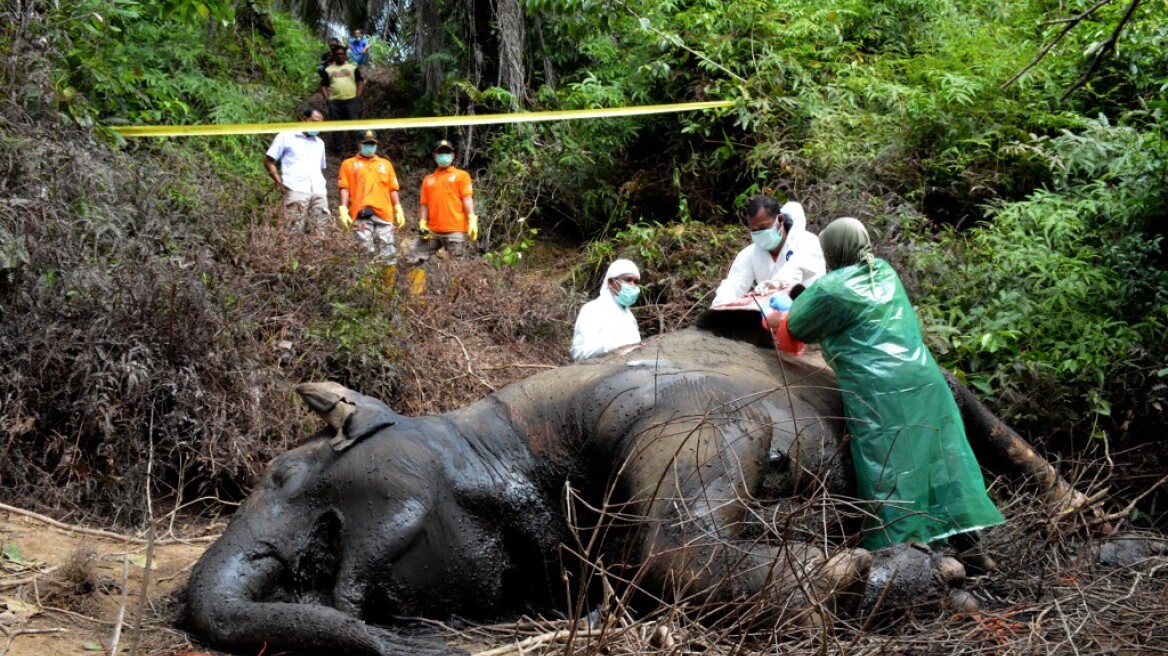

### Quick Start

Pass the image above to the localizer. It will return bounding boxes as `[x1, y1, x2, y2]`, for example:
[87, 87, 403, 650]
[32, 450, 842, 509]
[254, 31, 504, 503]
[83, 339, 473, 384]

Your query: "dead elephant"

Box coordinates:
[184, 325, 1087, 656]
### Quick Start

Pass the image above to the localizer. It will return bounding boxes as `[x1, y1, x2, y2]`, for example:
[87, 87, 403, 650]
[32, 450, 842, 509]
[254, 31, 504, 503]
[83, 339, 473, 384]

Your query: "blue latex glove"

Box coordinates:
[769, 294, 793, 312]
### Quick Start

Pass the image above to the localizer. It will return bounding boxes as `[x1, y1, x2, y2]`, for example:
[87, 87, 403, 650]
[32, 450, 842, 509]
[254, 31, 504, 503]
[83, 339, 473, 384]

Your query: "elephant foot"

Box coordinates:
[944, 589, 979, 614]
[860, 544, 966, 624]
[812, 548, 871, 616]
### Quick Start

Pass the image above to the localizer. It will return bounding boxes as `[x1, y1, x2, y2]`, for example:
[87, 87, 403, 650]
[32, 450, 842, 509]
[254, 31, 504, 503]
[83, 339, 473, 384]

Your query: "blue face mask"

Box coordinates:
[750, 221, 784, 252]
[305, 130, 320, 137]
[360, 144, 377, 157]
[614, 283, 640, 308]
[435, 153, 454, 167]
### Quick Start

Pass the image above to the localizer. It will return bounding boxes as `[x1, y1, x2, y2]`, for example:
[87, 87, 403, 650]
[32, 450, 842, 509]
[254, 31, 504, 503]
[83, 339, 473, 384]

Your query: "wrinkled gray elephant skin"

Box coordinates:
[186, 327, 977, 656]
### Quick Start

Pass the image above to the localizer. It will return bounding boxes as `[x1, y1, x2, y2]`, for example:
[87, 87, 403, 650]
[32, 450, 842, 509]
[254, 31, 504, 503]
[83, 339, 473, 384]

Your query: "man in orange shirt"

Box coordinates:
[337, 130, 406, 263]
[410, 139, 477, 264]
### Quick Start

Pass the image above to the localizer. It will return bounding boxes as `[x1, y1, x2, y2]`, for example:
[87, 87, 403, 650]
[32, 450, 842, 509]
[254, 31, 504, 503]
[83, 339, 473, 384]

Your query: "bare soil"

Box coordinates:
[0, 506, 218, 656]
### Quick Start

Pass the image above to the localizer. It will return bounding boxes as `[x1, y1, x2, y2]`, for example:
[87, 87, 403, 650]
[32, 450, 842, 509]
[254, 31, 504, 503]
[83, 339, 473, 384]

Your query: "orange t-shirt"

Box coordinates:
[338, 155, 399, 220]
[420, 167, 473, 233]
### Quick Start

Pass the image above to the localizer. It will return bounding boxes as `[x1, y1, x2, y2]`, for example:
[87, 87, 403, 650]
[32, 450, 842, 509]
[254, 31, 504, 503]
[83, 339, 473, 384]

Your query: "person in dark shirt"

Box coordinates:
[318, 37, 344, 73]
[319, 44, 364, 155]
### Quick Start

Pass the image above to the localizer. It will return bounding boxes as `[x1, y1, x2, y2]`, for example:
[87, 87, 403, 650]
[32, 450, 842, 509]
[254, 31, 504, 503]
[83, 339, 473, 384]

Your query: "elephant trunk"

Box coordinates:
[187, 536, 460, 656]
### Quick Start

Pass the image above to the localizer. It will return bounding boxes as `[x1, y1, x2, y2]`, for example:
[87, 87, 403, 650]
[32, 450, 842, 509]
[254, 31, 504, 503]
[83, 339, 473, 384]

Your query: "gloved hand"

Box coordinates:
[394, 205, 406, 228]
[754, 280, 781, 296]
[769, 293, 793, 312]
[338, 205, 352, 229]
[419, 216, 429, 233]
[467, 213, 479, 241]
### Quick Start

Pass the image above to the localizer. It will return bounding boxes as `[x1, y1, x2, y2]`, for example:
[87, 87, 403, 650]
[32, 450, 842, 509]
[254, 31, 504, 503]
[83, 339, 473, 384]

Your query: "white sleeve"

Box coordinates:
[265, 133, 285, 162]
[760, 234, 826, 293]
[712, 247, 756, 306]
[571, 302, 604, 361]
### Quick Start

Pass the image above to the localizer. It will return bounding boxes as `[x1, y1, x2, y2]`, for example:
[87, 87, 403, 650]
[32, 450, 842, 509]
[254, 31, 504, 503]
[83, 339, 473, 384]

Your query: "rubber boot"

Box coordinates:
[408, 267, 426, 299]
[950, 531, 997, 575]
[379, 263, 397, 289]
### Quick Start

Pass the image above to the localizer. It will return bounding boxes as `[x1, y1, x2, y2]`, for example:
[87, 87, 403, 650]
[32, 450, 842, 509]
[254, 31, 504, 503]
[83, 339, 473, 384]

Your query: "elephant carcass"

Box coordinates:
[183, 325, 1046, 656]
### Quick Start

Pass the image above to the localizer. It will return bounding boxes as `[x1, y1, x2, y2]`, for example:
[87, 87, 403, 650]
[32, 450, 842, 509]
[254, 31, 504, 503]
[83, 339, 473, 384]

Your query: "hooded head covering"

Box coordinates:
[819, 217, 872, 271]
[600, 259, 640, 297]
[778, 201, 807, 234]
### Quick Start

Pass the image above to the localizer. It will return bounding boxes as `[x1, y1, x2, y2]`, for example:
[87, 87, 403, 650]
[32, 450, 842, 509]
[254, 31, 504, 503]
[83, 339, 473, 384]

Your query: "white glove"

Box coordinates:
[754, 280, 781, 296]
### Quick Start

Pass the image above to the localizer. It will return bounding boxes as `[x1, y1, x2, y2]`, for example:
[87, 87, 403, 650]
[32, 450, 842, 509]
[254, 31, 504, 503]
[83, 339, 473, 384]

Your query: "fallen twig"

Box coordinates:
[109, 555, 130, 656]
[472, 627, 611, 656]
[1091, 472, 1168, 524]
[0, 502, 218, 545]
[0, 627, 68, 656]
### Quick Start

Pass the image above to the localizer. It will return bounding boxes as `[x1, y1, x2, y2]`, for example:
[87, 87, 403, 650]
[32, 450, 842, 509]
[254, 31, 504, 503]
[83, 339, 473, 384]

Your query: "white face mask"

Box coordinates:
[614, 283, 640, 307]
[750, 221, 783, 251]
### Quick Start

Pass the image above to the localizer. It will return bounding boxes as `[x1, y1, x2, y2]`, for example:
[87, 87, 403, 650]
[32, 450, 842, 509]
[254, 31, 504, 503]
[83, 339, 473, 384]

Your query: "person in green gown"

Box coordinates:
[786, 217, 1004, 568]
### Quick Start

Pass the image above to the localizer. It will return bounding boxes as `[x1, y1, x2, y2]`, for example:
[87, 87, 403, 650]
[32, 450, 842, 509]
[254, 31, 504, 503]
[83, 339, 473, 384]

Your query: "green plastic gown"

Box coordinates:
[787, 258, 1004, 550]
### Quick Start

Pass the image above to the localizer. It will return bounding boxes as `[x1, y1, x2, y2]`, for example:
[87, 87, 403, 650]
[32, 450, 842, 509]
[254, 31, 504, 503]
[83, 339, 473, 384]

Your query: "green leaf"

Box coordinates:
[126, 553, 156, 570]
[82, 643, 103, 651]
[1156, 368, 1168, 378]
[2, 544, 27, 564]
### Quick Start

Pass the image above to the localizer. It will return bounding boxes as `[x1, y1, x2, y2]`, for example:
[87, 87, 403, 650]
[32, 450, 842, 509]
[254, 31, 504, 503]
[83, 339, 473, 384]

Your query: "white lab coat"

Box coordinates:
[712, 202, 826, 306]
[571, 260, 641, 361]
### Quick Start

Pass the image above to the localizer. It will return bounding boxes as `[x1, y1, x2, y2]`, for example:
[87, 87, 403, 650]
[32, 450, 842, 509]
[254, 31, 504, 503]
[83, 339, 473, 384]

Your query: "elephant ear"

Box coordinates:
[296, 382, 399, 451]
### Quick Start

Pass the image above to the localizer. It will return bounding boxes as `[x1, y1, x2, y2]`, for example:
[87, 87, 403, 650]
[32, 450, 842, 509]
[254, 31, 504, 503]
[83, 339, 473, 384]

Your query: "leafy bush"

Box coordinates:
[908, 116, 1168, 431]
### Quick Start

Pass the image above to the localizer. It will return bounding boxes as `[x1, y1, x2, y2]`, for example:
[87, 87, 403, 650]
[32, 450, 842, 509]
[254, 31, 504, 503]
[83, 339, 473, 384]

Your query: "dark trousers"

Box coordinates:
[326, 97, 362, 156]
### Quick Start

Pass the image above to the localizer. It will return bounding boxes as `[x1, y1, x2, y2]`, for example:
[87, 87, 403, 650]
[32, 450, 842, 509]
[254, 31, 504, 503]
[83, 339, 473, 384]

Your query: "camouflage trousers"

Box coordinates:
[408, 231, 468, 265]
[283, 190, 330, 233]
[354, 219, 397, 264]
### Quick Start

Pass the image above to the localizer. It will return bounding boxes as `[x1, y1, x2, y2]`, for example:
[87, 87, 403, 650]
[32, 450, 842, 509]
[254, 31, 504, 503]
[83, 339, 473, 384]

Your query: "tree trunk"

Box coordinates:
[493, 0, 527, 106]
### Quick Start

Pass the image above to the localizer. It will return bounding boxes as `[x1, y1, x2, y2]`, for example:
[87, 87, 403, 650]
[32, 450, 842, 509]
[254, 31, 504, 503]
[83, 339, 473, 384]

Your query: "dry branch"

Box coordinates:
[0, 502, 218, 546]
[1002, 0, 1114, 89]
[1060, 0, 1144, 100]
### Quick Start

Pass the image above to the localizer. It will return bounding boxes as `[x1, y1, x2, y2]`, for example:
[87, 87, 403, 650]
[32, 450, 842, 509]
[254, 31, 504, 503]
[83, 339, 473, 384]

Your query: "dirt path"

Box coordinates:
[0, 506, 221, 656]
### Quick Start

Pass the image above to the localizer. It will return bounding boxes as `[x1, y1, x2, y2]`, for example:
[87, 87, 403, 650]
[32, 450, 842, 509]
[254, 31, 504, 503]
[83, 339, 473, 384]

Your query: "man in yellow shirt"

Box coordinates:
[338, 130, 406, 263]
[410, 139, 477, 264]
[319, 44, 364, 155]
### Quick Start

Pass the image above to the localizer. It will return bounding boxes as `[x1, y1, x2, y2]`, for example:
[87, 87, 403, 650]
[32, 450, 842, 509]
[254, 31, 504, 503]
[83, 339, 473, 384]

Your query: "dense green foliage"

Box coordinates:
[909, 116, 1168, 427]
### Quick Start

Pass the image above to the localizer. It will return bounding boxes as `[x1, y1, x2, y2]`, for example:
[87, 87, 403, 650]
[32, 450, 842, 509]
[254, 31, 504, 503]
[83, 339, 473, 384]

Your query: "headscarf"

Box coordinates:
[819, 217, 873, 271]
[599, 259, 640, 299]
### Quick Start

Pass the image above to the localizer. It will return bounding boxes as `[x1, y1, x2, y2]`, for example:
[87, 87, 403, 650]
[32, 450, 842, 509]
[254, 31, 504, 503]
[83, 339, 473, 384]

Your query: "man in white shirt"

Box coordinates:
[712, 196, 825, 307]
[264, 108, 329, 232]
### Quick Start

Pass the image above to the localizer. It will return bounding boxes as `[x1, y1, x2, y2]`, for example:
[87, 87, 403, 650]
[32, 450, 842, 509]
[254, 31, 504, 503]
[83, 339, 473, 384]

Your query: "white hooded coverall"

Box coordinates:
[571, 259, 641, 361]
[712, 201, 826, 306]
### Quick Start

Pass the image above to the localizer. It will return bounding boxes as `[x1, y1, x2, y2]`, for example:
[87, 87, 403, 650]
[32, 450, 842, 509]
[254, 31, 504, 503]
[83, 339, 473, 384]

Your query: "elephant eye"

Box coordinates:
[269, 457, 309, 490]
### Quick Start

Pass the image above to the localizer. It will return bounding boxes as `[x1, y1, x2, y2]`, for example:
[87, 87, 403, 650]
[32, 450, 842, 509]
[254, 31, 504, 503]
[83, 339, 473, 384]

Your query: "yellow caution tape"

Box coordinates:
[111, 100, 735, 138]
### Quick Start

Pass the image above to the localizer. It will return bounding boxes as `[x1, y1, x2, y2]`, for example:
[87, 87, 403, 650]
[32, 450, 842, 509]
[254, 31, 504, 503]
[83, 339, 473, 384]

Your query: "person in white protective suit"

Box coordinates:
[711, 196, 826, 307]
[571, 259, 642, 361]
